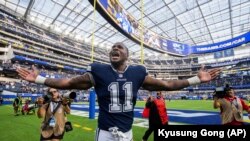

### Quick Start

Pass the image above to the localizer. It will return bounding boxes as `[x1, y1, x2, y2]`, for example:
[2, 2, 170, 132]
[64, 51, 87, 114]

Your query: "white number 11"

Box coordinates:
[108, 82, 133, 112]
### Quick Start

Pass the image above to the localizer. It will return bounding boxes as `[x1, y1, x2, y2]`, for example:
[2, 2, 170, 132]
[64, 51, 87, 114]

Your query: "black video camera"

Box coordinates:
[213, 84, 232, 98]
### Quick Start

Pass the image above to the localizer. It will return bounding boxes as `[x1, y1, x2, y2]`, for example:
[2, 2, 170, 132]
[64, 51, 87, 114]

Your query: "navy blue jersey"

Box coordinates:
[87, 63, 148, 132]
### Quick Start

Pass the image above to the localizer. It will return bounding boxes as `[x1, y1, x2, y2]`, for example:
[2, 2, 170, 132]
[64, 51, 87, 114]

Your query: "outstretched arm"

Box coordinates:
[142, 66, 221, 91]
[44, 74, 93, 90]
[17, 65, 93, 90]
[142, 77, 189, 91]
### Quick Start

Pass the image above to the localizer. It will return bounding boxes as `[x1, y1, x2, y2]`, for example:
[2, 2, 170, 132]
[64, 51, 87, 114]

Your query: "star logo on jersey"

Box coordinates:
[118, 74, 123, 78]
[87, 66, 91, 71]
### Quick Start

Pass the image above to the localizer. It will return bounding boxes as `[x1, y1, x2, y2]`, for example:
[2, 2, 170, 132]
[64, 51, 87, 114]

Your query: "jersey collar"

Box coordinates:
[110, 65, 129, 74]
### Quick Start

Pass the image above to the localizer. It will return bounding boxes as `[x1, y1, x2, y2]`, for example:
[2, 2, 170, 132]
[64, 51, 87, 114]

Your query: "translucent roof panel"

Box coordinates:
[0, 0, 249, 59]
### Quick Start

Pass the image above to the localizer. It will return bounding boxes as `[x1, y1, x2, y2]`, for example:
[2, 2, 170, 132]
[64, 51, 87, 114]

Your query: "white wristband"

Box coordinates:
[187, 76, 201, 85]
[35, 75, 46, 84]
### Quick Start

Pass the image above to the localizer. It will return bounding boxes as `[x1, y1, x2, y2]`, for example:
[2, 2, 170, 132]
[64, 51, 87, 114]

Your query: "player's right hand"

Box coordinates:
[16, 65, 39, 82]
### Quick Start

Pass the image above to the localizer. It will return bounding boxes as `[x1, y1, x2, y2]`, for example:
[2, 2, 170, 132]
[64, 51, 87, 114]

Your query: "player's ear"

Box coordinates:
[126, 48, 129, 57]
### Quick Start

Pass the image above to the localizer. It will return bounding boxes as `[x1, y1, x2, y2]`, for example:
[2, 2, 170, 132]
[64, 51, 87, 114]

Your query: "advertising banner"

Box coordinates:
[92, 0, 250, 56]
[191, 32, 250, 54]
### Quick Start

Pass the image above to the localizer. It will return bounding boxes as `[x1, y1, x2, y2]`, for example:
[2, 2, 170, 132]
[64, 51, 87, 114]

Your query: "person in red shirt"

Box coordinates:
[213, 86, 250, 125]
[142, 91, 168, 141]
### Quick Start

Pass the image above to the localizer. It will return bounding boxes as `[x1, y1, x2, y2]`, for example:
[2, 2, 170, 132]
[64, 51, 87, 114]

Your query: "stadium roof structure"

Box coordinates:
[0, 0, 249, 60]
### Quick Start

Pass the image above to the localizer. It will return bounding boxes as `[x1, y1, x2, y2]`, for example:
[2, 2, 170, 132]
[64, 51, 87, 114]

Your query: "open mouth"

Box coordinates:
[111, 51, 120, 59]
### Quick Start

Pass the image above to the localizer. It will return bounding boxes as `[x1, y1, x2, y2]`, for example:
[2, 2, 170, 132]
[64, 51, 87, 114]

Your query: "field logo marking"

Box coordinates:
[168, 111, 215, 117]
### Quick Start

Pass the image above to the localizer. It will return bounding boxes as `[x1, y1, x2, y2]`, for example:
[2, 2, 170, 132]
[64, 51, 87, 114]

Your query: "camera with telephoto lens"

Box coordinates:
[43, 92, 76, 103]
[61, 92, 77, 99]
[61, 92, 76, 107]
[213, 84, 232, 98]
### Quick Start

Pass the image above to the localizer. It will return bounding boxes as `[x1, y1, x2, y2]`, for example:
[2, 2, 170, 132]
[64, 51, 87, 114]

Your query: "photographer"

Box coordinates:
[142, 92, 168, 141]
[213, 85, 250, 125]
[0, 96, 3, 105]
[13, 94, 22, 116]
[37, 88, 71, 141]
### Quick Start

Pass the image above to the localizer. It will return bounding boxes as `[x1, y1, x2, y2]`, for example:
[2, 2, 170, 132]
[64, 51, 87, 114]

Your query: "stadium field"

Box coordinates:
[136, 100, 217, 111]
[75, 100, 219, 111]
[0, 105, 152, 141]
[1, 100, 249, 141]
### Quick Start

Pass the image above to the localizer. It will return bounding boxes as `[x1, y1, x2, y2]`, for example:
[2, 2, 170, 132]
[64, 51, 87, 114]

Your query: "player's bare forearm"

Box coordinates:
[142, 76, 189, 91]
[44, 78, 71, 89]
[44, 74, 93, 90]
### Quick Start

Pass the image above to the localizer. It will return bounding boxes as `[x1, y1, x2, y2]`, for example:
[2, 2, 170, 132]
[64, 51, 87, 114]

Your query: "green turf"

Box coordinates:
[3, 99, 248, 141]
[74, 100, 219, 111]
[0, 105, 153, 141]
[136, 100, 218, 111]
[74, 99, 250, 111]
[0, 100, 249, 141]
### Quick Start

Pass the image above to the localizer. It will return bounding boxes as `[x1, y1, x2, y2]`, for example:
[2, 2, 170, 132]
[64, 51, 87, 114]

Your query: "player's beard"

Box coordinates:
[111, 59, 127, 69]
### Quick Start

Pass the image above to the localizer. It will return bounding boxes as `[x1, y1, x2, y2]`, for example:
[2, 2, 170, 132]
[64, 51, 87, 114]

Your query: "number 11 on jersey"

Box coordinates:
[108, 82, 133, 112]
